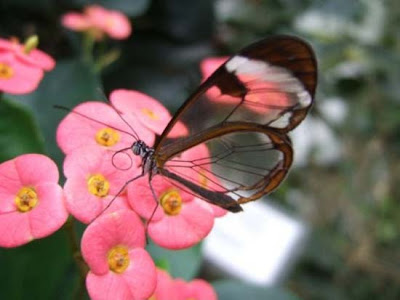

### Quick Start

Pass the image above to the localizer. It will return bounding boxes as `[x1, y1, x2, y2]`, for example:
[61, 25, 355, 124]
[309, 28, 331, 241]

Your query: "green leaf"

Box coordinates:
[147, 241, 202, 280]
[214, 280, 301, 300]
[0, 228, 77, 300]
[0, 97, 45, 161]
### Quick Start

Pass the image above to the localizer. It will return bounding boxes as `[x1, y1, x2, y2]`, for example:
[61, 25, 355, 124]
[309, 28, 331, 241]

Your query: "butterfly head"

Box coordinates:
[132, 140, 154, 158]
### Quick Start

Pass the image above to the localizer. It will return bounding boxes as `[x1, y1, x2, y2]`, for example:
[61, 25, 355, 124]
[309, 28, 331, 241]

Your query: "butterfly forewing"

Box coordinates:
[155, 36, 316, 153]
[153, 35, 317, 211]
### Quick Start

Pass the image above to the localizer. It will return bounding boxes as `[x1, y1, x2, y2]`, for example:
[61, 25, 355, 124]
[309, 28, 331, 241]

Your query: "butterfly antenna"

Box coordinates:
[111, 146, 134, 170]
[108, 102, 141, 141]
[54, 105, 138, 139]
[94, 87, 142, 141]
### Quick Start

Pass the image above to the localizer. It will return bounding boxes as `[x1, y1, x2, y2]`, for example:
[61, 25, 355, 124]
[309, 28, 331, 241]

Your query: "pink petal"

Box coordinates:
[0, 38, 13, 51]
[81, 210, 146, 274]
[200, 57, 240, 104]
[86, 248, 156, 300]
[0, 154, 59, 213]
[148, 198, 214, 249]
[0, 212, 33, 247]
[85, 5, 131, 40]
[28, 183, 68, 238]
[16, 48, 55, 71]
[64, 175, 131, 224]
[0, 159, 24, 213]
[127, 175, 165, 222]
[0, 52, 43, 95]
[61, 12, 92, 31]
[110, 89, 187, 137]
[175, 278, 217, 300]
[150, 269, 179, 300]
[63, 145, 140, 192]
[14, 153, 59, 186]
[200, 57, 228, 80]
[209, 203, 228, 217]
[103, 11, 132, 39]
[128, 175, 195, 222]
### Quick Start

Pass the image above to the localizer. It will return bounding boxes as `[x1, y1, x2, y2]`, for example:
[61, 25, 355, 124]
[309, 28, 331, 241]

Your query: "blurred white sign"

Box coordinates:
[203, 201, 307, 285]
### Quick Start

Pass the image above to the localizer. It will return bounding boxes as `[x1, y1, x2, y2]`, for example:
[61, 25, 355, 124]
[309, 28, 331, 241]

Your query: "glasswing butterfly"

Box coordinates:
[59, 35, 317, 215]
[127, 35, 317, 213]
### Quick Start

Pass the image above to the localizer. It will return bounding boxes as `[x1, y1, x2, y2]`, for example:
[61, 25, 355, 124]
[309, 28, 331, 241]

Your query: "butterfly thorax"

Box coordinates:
[131, 140, 157, 175]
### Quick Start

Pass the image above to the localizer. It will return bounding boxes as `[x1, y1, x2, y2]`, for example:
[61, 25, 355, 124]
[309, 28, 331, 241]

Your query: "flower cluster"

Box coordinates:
[62, 5, 131, 40]
[0, 5, 224, 299]
[0, 36, 55, 94]
[56, 88, 225, 298]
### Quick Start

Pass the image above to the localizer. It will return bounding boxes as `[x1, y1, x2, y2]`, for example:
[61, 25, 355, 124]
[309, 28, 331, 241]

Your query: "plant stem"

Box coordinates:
[64, 216, 89, 278]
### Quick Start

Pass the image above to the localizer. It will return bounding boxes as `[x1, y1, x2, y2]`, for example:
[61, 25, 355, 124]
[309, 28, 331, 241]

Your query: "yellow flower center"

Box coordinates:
[159, 189, 182, 216]
[87, 174, 110, 197]
[141, 108, 159, 120]
[0, 62, 14, 79]
[15, 187, 38, 212]
[107, 245, 130, 274]
[95, 127, 120, 147]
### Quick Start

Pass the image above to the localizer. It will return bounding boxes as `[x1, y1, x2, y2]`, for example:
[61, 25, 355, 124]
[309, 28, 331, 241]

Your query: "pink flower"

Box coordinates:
[0, 37, 55, 71]
[128, 174, 214, 250]
[82, 210, 156, 300]
[0, 37, 55, 94]
[148, 269, 180, 300]
[56, 101, 155, 155]
[0, 154, 67, 247]
[165, 143, 227, 218]
[200, 56, 290, 114]
[110, 89, 188, 138]
[62, 5, 131, 40]
[63, 145, 137, 224]
[175, 278, 218, 300]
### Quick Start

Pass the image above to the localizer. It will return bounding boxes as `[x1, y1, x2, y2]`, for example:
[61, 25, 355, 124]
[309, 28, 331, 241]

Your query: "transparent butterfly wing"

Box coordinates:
[154, 36, 317, 209]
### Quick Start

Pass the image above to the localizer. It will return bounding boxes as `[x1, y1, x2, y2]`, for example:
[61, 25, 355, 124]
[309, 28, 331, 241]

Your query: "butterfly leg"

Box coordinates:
[89, 172, 145, 224]
[144, 174, 160, 243]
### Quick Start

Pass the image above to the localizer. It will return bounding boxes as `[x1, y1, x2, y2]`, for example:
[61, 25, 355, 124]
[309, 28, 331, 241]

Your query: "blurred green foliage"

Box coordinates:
[0, 0, 399, 299]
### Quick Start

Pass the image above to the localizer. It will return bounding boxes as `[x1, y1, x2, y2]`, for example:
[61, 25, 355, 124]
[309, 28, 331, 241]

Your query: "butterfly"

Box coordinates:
[126, 35, 317, 213]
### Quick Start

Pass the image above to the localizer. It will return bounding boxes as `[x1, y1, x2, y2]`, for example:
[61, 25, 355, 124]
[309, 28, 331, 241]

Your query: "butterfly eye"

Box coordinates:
[132, 142, 141, 156]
